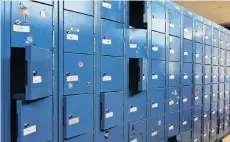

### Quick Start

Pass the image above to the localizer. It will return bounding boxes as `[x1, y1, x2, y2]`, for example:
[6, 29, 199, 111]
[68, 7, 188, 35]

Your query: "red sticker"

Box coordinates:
[78, 61, 83, 67]
[196, 88, 200, 92]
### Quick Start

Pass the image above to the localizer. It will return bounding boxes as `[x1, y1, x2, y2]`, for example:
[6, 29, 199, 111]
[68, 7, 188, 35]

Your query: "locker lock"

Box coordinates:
[15, 20, 21, 25]
[103, 72, 106, 76]
[24, 123, 30, 128]
[130, 105, 134, 108]
[106, 109, 110, 113]
[27, 37, 33, 43]
[130, 39, 133, 44]
[19, 2, 29, 9]
[104, 131, 110, 139]
[152, 15, 155, 19]
[66, 30, 70, 34]
[66, 72, 71, 76]
[69, 115, 73, 119]
[103, 36, 107, 39]
[33, 71, 38, 76]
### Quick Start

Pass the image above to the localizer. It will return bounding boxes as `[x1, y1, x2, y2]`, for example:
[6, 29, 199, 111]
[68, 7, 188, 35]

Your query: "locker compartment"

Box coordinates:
[169, 36, 181, 61]
[64, 54, 93, 95]
[225, 86, 229, 101]
[204, 65, 211, 84]
[11, 1, 53, 49]
[168, 112, 180, 137]
[101, 0, 124, 22]
[151, 31, 166, 60]
[101, 92, 123, 130]
[226, 68, 230, 83]
[181, 7, 193, 17]
[152, 3, 166, 33]
[11, 47, 52, 100]
[182, 86, 192, 110]
[217, 116, 224, 138]
[226, 51, 230, 66]
[181, 110, 192, 132]
[225, 83, 230, 91]
[97, 126, 124, 142]
[212, 84, 218, 102]
[211, 102, 218, 112]
[183, 63, 193, 85]
[150, 88, 165, 117]
[210, 125, 217, 141]
[183, 16, 193, 40]
[181, 130, 192, 142]
[212, 66, 219, 84]
[226, 34, 230, 51]
[203, 123, 210, 142]
[213, 28, 219, 47]
[194, 21, 203, 43]
[64, 133, 93, 142]
[194, 85, 202, 106]
[168, 9, 181, 37]
[220, 32, 225, 49]
[195, 42, 203, 64]
[149, 116, 165, 142]
[13, 97, 52, 142]
[203, 103, 211, 124]
[101, 56, 123, 92]
[168, 87, 180, 112]
[128, 29, 147, 58]
[64, 11, 94, 54]
[220, 49, 226, 66]
[225, 104, 229, 114]
[211, 109, 218, 129]
[63, 94, 93, 139]
[218, 100, 225, 117]
[129, 120, 147, 142]
[219, 83, 225, 100]
[64, 1, 93, 15]
[213, 47, 219, 65]
[126, 92, 146, 122]
[204, 85, 211, 103]
[224, 115, 230, 134]
[195, 64, 202, 85]
[183, 39, 193, 62]
[101, 19, 123, 56]
[151, 60, 165, 87]
[204, 45, 211, 65]
[166, 2, 181, 12]
[204, 25, 212, 45]
[193, 106, 202, 137]
[169, 62, 181, 86]
[220, 67, 225, 83]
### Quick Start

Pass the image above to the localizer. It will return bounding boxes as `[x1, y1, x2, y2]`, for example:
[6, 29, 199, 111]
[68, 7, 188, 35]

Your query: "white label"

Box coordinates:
[169, 125, 174, 130]
[205, 75, 208, 79]
[212, 111, 216, 114]
[24, 125, 36, 136]
[195, 75, 199, 79]
[102, 2, 112, 9]
[152, 74, 158, 80]
[194, 117, 198, 121]
[204, 133, 207, 137]
[106, 112, 114, 118]
[170, 23, 174, 28]
[227, 117, 229, 120]
[152, 103, 158, 108]
[169, 100, 174, 105]
[67, 34, 78, 40]
[205, 55, 208, 59]
[213, 93, 216, 96]
[227, 59, 229, 62]
[183, 121, 187, 125]
[130, 107, 137, 113]
[213, 75, 216, 78]
[195, 96, 199, 100]
[194, 138, 198, 142]
[152, 46, 158, 51]
[196, 53, 200, 58]
[170, 49, 175, 54]
[205, 36, 209, 39]
[212, 129, 215, 132]
[226, 91, 229, 94]
[213, 56, 216, 60]
[204, 114, 207, 118]
[220, 92, 223, 95]
[226, 107, 228, 110]
[221, 40, 223, 44]
[67, 75, 78, 82]
[183, 98, 187, 103]
[70, 28, 80, 32]
[184, 74, 188, 79]
[33, 76, 42, 84]
[220, 109, 222, 112]
[227, 75, 229, 78]
[227, 43, 229, 46]
[13, 25, 30, 32]
[151, 131, 158, 136]
[169, 74, 175, 79]
[130, 44, 137, 48]
[69, 117, 80, 125]
[184, 51, 188, 56]
[152, 18, 159, 23]
[205, 95, 208, 98]
[184, 28, 188, 32]
[214, 39, 217, 42]
[40, 9, 46, 18]
[143, 75, 146, 80]
[103, 76, 112, 81]
[102, 39, 112, 45]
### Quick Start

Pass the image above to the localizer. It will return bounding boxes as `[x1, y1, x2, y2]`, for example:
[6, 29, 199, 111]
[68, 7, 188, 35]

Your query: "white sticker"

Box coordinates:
[227, 75, 229, 78]
[152, 46, 158, 51]
[213, 75, 216, 78]
[205, 36, 209, 39]
[195, 96, 199, 100]
[184, 51, 188, 56]
[196, 53, 200, 57]
[169, 100, 174, 105]
[130, 107, 137, 113]
[143, 75, 146, 80]
[102, 2, 112, 9]
[226, 91, 229, 94]
[70, 28, 80, 32]
[33, 76, 42, 84]
[220, 92, 223, 96]
[183, 121, 187, 125]
[106, 112, 114, 118]
[204, 114, 207, 118]
[205, 55, 208, 59]
[213, 93, 216, 96]
[24, 125, 36, 136]
[152, 103, 158, 108]
[212, 129, 215, 132]
[194, 117, 198, 121]
[152, 74, 158, 80]
[184, 28, 188, 32]
[184, 74, 188, 79]
[213, 56, 216, 60]
[169, 125, 174, 130]
[212, 111, 216, 114]
[227, 117, 229, 120]
[130, 44, 137, 48]
[183, 98, 187, 103]
[227, 42, 229, 46]
[225, 122, 228, 126]
[103, 76, 112, 81]
[67, 34, 78, 40]
[69, 117, 80, 125]
[169, 74, 175, 79]
[195, 75, 199, 79]
[152, 18, 159, 23]
[220, 109, 222, 112]
[67, 75, 78, 82]
[151, 131, 158, 136]
[226, 59, 229, 62]
[204, 133, 207, 137]
[102, 39, 112, 45]
[170, 23, 174, 28]
[205, 95, 208, 98]
[194, 137, 198, 142]
[205, 75, 208, 79]
[170, 49, 175, 54]
[13, 25, 30, 32]
[40, 9, 46, 18]
[226, 107, 228, 110]
[221, 40, 223, 44]
[214, 39, 217, 42]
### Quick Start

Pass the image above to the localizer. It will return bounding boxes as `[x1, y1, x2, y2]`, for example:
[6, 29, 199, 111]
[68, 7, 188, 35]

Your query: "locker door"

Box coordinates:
[101, 92, 123, 130]
[204, 85, 211, 104]
[17, 97, 52, 142]
[168, 10, 181, 37]
[195, 42, 203, 64]
[195, 64, 202, 85]
[101, 0, 124, 22]
[218, 100, 224, 117]
[64, 94, 93, 139]
[203, 103, 211, 124]
[152, 3, 166, 33]
[183, 16, 193, 40]
[203, 123, 210, 142]
[183, 39, 193, 62]
[194, 85, 202, 106]
[168, 112, 180, 137]
[204, 45, 211, 65]
[226, 67, 230, 83]
[220, 67, 225, 83]
[226, 34, 230, 51]
[219, 83, 225, 100]
[181, 130, 192, 142]
[129, 120, 147, 142]
[213, 28, 219, 47]
[151, 31, 166, 60]
[182, 110, 192, 132]
[64, 54, 93, 95]
[205, 65, 211, 84]
[64, 133, 93, 142]
[151, 60, 165, 87]
[64, 1, 93, 15]
[212, 84, 218, 102]
[169, 36, 181, 61]
[168, 87, 180, 112]
[183, 63, 193, 85]
[182, 86, 192, 110]
[169, 62, 181, 86]
[193, 106, 202, 138]
[218, 117, 224, 138]
[224, 115, 230, 134]
[11, 1, 53, 49]
[210, 126, 217, 141]
[149, 116, 165, 142]
[150, 88, 165, 117]
[220, 49, 226, 66]
[64, 11, 94, 54]
[101, 56, 123, 92]
[212, 66, 219, 83]
[194, 21, 203, 43]
[204, 25, 212, 45]
[97, 126, 124, 142]
[220, 32, 225, 49]
[226, 51, 230, 66]
[213, 47, 219, 65]
[101, 20, 123, 56]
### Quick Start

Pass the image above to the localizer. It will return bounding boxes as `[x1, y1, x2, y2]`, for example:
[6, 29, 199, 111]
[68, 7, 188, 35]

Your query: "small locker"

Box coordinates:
[182, 86, 192, 110]
[220, 32, 225, 49]
[203, 123, 210, 142]
[220, 49, 226, 66]
[149, 116, 165, 142]
[203, 103, 211, 124]
[152, 3, 166, 33]
[194, 20, 203, 43]
[213, 28, 219, 47]
[193, 106, 202, 141]
[204, 24, 212, 45]
[151, 60, 166, 87]
[97, 126, 124, 142]
[212, 66, 219, 84]
[204, 65, 211, 84]
[151, 31, 166, 60]
[181, 110, 192, 132]
[168, 10, 181, 37]
[195, 64, 202, 85]
[183, 63, 193, 85]
[183, 15, 193, 40]
[183, 39, 193, 62]
[219, 83, 225, 100]
[204, 45, 211, 65]
[195, 42, 203, 64]
[101, 1, 124, 22]
[169, 62, 181, 86]
[212, 84, 218, 102]
[168, 112, 180, 137]
[213, 47, 219, 65]
[220, 67, 225, 83]
[168, 87, 180, 112]
[64, 133, 93, 142]
[150, 88, 165, 117]
[194, 85, 202, 106]
[169, 36, 181, 61]
[129, 120, 147, 142]
[204, 85, 211, 104]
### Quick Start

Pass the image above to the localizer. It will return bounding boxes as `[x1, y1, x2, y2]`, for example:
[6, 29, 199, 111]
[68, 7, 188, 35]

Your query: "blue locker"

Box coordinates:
[212, 66, 219, 84]
[34, 0, 53, 5]
[193, 106, 202, 139]
[97, 126, 124, 142]
[64, 1, 93, 15]
[204, 65, 211, 84]
[168, 9, 181, 37]
[219, 83, 225, 100]
[204, 85, 211, 103]
[194, 85, 202, 106]
[225, 85, 230, 101]
[101, 19, 123, 56]
[166, 1, 181, 12]
[16, 97, 52, 142]
[181, 7, 193, 17]
[195, 42, 203, 64]
[224, 115, 229, 134]
[226, 34, 230, 51]
[212, 84, 218, 102]
[226, 51, 230, 66]
[194, 14, 203, 23]
[150, 88, 165, 117]
[151, 31, 166, 60]
[213, 28, 219, 47]
[63, 94, 93, 139]
[183, 15, 193, 40]
[64, 11, 94, 54]
[101, 92, 123, 130]
[211, 102, 218, 113]
[169, 36, 181, 61]
[152, 3, 166, 33]
[183, 39, 193, 62]
[194, 20, 203, 43]
[218, 100, 225, 117]
[169, 62, 181, 86]
[210, 126, 217, 141]
[126, 92, 146, 122]
[204, 24, 212, 45]
[129, 120, 147, 142]
[149, 116, 165, 142]
[183, 63, 193, 85]
[220, 67, 225, 83]
[218, 116, 224, 138]
[101, 1, 124, 22]
[151, 60, 165, 87]
[168, 87, 180, 112]
[203, 123, 210, 142]
[213, 47, 219, 66]
[225, 104, 229, 114]
[203, 103, 210, 124]
[181, 130, 192, 142]
[64, 54, 93, 95]
[64, 133, 93, 142]
[220, 32, 225, 49]
[204, 45, 211, 65]
[101, 56, 123, 92]
[181, 110, 192, 132]
[220, 49, 226, 66]
[182, 86, 192, 110]
[128, 29, 147, 58]
[195, 64, 202, 85]
[168, 112, 180, 137]
[11, 1, 53, 49]
[226, 67, 230, 83]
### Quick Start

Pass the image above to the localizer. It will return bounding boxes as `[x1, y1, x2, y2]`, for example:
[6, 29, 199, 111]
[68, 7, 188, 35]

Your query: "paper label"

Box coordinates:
[102, 2, 112, 9]
[130, 107, 137, 113]
[170, 23, 174, 28]
[130, 44, 137, 48]
[169, 100, 174, 105]
[169, 125, 174, 130]
[103, 76, 112, 81]
[227, 75, 229, 78]
[225, 122, 227, 126]
[204, 114, 207, 118]
[24, 125, 36, 136]
[102, 39, 112, 45]
[212, 129, 215, 132]
[205, 36, 209, 39]
[106, 112, 114, 118]
[143, 75, 146, 80]
[226, 107, 228, 110]
[169, 74, 174, 79]
[195, 75, 199, 79]
[204, 133, 207, 137]
[183, 121, 187, 125]
[213, 56, 216, 60]
[69, 117, 80, 125]
[13, 25, 30, 32]
[152, 46, 158, 51]
[205, 55, 208, 59]
[226, 91, 229, 94]
[152, 74, 158, 80]
[205, 75, 208, 79]
[67, 34, 78, 40]
[184, 28, 188, 32]
[152, 18, 159, 23]
[67, 75, 78, 82]
[221, 40, 223, 44]
[170, 49, 175, 54]
[227, 43, 229, 46]
[194, 117, 198, 121]
[152, 103, 158, 108]
[196, 53, 200, 57]
[184, 74, 188, 79]
[183, 98, 187, 103]
[213, 75, 216, 78]
[151, 131, 158, 136]
[195, 96, 199, 100]
[33, 76, 42, 84]
[184, 51, 188, 56]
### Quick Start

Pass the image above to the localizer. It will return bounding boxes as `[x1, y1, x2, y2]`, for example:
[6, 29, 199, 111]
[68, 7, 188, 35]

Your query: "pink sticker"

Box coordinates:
[78, 61, 83, 67]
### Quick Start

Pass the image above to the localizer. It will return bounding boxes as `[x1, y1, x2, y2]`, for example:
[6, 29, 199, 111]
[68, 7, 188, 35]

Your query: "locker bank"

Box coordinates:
[0, 0, 230, 142]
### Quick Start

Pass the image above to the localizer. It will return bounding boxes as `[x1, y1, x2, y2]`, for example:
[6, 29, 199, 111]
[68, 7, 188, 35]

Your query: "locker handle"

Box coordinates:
[103, 36, 107, 39]
[33, 71, 38, 76]
[104, 131, 110, 139]
[66, 30, 70, 34]
[66, 72, 70, 76]
[24, 123, 30, 128]
[69, 115, 73, 119]
[15, 20, 21, 25]
[103, 72, 106, 76]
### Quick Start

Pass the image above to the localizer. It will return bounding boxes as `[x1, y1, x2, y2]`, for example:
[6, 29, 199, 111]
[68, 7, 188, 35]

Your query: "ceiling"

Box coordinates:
[174, 1, 230, 26]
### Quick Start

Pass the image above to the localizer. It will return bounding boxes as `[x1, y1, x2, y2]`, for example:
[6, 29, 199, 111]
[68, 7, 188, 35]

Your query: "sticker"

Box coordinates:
[227, 75, 229, 78]
[205, 55, 208, 59]
[102, 39, 112, 45]
[130, 43, 137, 48]
[68, 83, 73, 89]
[158, 120, 162, 126]
[212, 111, 216, 115]
[227, 117, 229, 120]
[213, 75, 216, 78]
[130, 107, 137, 113]
[152, 74, 158, 80]
[212, 129, 215, 132]
[205, 95, 208, 98]
[24, 125, 36, 136]
[183, 98, 187, 103]
[219, 109, 222, 112]
[196, 53, 200, 57]
[194, 117, 198, 121]
[67, 34, 78, 40]
[103, 76, 112, 81]
[214, 38, 217, 42]
[152, 46, 158, 51]
[33, 76, 42, 84]
[169, 74, 174, 79]
[169, 125, 174, 130]
[13, 25, 30, 32]
[184, 28, 188, 32]
[195, 96, 199, 100]
[170, 49, 175, 54]
[169, 23, 174, 28]
[227, 42, 229, 46]
[184, 51, 188, 56]
[194, 138, 198, 142]
[152, 103, 158, 108]
[40, 9, 46, 18]
[226, 91, 229, 94]
[67, 75, 78, 82]
[152, 18, 159, 23]
[131, 138, 137, 142]
[70, 28, 80, 32]
[220, 92, 223, 96]
[213, 93, 216, 97]
[169, 100, 174, 105]
[226, 59, 229, 62]
[226, 107, 228, 110]
[106, 112, 114, 118]
[205, 35, 209, 39]
[184, 74, 188, 79]
[78, 61, 84, 67]
[205, 75, 208, 79]
[151, 131, 158, 136]
[221, 40, 223, 44]
[204, 114, 207, 118]
[213, 56, 216, 60]
[102, 2, 112, 9]
[204, 133, 207, 137]
[225, 122, 228, 126]
[69, 117, 80, 125]
[195, 75, 199, 79]
[183, 121, 187, 125]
